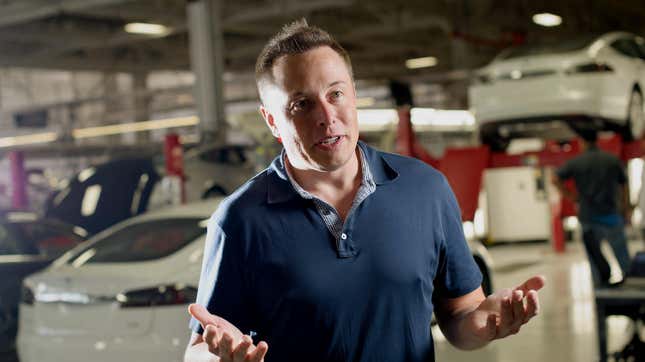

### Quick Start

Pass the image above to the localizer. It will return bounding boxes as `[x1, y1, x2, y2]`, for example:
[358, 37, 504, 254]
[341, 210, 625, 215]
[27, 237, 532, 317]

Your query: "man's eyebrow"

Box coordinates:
[287, 81, 348, 99]
[327, 80, 347, 88]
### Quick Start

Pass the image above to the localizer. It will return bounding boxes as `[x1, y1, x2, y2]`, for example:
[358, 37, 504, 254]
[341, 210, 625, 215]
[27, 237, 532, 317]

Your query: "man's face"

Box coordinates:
[259, 46, 359, 172]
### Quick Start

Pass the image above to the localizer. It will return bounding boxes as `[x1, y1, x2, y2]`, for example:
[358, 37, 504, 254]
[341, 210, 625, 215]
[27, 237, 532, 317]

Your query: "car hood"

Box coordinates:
[24, 259, 198, 300]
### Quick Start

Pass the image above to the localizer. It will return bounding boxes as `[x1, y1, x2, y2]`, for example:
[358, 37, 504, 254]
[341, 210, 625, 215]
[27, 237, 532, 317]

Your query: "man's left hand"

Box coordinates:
[466, 275, 545, 341]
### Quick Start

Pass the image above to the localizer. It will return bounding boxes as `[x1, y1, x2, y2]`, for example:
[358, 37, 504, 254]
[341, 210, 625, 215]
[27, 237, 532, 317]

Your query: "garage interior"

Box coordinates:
[1, 1, 645, 362]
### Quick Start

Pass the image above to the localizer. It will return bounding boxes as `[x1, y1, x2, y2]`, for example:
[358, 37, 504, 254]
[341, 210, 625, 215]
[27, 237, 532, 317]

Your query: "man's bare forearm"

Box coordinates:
[438, 307, 490, 350]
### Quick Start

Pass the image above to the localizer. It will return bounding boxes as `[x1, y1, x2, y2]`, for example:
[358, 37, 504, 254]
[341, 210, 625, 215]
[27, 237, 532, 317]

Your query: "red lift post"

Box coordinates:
[164, 133, 186, 204]
[9, 151, 28, 210]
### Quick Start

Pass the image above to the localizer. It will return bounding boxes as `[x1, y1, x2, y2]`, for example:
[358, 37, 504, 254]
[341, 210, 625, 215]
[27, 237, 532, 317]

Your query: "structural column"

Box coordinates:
[187, 0, 227, 145]
[9, 151, 27, 209]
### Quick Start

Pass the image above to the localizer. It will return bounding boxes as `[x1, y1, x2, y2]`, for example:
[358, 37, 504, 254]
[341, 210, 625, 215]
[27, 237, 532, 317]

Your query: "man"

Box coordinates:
[185, 20, 545, 362]
[553, 130, 631, 287]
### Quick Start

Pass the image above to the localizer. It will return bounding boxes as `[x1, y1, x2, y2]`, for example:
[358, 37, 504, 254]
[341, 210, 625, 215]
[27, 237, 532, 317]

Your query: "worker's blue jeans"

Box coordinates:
[581, 222, 631, 286]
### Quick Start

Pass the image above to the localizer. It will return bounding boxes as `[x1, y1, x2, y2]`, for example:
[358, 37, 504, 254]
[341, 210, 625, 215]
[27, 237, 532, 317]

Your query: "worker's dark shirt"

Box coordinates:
[556, 145, 627, 223]
[190, 142, 482, 362]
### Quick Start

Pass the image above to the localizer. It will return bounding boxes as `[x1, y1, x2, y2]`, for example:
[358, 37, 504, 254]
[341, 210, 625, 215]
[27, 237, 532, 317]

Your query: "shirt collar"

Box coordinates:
[266, 141, 398, 204]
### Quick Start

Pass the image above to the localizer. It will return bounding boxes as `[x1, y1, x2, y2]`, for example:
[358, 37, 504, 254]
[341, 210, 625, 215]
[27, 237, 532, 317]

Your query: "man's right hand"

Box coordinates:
[188, 304, 269, 362]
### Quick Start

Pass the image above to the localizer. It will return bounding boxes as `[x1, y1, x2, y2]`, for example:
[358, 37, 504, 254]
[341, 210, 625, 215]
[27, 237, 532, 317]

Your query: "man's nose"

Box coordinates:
[315, 99, 336, 127]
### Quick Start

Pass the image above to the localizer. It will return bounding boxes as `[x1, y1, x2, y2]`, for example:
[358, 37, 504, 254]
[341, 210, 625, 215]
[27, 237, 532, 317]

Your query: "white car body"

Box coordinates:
[17, 200, 218, 362]
[469, 32, 645, 145]
[17, 199, 494, 362]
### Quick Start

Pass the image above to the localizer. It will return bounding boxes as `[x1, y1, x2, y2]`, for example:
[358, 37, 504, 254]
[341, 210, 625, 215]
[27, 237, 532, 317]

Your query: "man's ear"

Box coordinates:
[260, 106, 280, 139]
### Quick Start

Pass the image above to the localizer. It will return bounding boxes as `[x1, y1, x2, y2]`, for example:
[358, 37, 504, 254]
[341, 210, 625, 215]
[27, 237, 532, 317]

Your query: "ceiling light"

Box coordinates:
[405, 56, 438, 69]
[532, 13, 562, 27]
[124, 22, 170, 36]
[72, 116, 199, 139]
[0, 132, 58, 148]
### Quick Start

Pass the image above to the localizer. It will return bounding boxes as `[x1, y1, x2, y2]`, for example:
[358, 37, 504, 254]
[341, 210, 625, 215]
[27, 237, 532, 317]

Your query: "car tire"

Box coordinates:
[480, 128, 510, 152]
[475, 257, 493, 296]
[624, 89, 644, 141]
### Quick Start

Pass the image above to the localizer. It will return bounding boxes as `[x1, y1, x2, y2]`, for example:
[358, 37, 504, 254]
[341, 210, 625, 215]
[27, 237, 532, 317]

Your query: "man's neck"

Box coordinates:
[286, 149, 361, 195]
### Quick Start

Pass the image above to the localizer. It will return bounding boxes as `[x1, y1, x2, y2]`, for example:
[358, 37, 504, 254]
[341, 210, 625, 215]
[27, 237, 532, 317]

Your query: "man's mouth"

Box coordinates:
[317, 136, 341, 145]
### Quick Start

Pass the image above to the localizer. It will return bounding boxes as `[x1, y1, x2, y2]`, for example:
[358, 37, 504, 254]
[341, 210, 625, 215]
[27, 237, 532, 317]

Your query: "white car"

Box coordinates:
[17, 199, 493, 362]
[469, 31, 645, 150]
[180, 144, 258, 201]
[17, 200, 217, 362]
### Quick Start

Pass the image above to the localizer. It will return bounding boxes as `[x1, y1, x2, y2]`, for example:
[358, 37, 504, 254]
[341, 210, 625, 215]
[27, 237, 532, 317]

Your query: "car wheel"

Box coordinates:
[475, 257, 493, 296]
[625, 89, 644, 141]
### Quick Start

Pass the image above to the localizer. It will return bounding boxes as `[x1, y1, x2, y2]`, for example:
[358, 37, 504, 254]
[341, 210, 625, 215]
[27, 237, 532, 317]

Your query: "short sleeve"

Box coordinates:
[189, 216, 253, 335]
[433, 176, 483, 299]
[556, 160, 573, 180]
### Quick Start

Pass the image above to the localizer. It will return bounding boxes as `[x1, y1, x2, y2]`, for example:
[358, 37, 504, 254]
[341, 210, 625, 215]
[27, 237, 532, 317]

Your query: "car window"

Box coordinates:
[198, 147, 247, 165]
[10, 221, 84, 257]
[497, 34, 597, 60]
[68, 218, 205, 264]
[635, 37, 645, 59]
[610, 38, 642, 59]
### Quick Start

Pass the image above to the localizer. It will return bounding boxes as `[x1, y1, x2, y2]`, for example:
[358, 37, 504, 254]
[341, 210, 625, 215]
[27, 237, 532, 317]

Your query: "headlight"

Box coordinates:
[116, 284, 197, 308]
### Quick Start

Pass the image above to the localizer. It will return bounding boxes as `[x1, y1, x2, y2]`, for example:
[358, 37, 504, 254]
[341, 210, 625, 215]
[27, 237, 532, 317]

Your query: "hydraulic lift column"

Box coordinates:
[187, 0, 227, 145]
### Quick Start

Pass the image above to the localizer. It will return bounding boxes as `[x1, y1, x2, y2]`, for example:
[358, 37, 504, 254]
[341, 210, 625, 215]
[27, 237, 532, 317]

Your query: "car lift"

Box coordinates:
[395, 106, 645, 253]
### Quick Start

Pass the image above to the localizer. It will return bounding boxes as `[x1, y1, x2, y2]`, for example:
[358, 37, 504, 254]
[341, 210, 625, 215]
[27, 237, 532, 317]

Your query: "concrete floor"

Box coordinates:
[434, 238, 644, 362]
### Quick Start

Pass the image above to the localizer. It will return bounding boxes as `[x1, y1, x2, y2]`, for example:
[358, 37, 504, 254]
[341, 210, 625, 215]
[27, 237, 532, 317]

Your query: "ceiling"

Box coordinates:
[1, 0, 645, 83]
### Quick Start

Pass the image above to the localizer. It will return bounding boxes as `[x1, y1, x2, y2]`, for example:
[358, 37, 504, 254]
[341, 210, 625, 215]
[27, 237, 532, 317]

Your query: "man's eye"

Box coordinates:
[291, 100, 308, 112]
[331, 90, 343, 99]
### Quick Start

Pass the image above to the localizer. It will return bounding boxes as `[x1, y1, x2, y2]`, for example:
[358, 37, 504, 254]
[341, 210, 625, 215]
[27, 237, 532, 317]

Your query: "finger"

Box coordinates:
[499, 297, 514, 336]
[232, 335, 253, 362]
[220, 332, 235, 360]
[188, 304, 219, 328]
[203, 324, 220, 355]
[247, 341, 269, 362]
[523, 290, 540, 323]
[515, 275, 546, 295]
[484, 313, 498, 341]
[511, 290, 524, 318]
[510, 290, 525, 333]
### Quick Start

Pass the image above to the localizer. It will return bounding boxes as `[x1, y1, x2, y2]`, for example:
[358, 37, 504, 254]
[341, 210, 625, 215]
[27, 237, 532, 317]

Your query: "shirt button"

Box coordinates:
[340, 233, 347, 240]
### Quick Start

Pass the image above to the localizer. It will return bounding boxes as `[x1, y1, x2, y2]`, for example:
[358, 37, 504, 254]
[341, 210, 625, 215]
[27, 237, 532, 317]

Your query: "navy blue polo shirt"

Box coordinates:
[190, 142, 482, 362]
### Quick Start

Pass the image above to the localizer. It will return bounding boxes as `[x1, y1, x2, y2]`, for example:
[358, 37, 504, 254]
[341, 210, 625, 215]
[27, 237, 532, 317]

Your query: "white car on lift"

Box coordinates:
[469, 31, 645, 150]
[17, 199, 494, 362]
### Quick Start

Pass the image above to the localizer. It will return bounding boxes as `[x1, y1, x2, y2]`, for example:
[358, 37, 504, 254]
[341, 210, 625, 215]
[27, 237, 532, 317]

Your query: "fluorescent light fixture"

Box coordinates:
[410, 108, 475, 126]
[72, 116, 199, 139]
[356, 97, 375, 108]
[357, 109, 398, 131]
[532, 13, 562, 27]
[405, 56, 438, 69]
[124, 22, 170, 36]
[0, 132, 58, 148]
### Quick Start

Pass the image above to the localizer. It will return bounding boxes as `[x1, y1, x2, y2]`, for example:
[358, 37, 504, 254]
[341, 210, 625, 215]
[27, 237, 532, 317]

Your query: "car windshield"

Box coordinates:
[497, 34, 599, 60]
[67, 217, 205, 264]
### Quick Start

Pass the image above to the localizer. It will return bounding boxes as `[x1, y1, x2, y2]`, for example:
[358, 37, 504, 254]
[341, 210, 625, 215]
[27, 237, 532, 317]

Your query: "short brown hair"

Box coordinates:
[255, 19, 353, 99]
